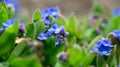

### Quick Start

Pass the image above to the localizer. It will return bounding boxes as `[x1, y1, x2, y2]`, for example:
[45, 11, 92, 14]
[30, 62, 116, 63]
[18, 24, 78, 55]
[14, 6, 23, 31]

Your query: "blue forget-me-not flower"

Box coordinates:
[2, 18, 25, 30]
[2, 18, 17, 29]
[110, 30, 120, 39]
[1, 18, 25, 37]
[38, 7, 68, 46]
[38, 25, 68, 46]
[90, 39, 112, 56]
[42, 7, 59, 29]
[3, 0, 20, 11]
[112, 7, 120, 17]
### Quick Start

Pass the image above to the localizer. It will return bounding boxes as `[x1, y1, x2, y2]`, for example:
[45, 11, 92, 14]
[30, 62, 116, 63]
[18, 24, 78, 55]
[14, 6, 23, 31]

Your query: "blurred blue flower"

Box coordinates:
[38, 24, 68, 46]
[42, 7, 59, 19]
[48, 24, 58, 33]
[118, 64, 120, 67]
[42, 7, 59, 25]
[38, 33, 47, 40]
[55, 26, 69, 46]
[110, 30, 120, 38]
[1, 18, 26, 37]
[58, 26, 69, 37]
[54, 26, 69, 36]
[2, 18, 25, 31]
[112, 7, 120, 17]
[91, 39, 112, 56]
[2, 18, 17, 29]
[4, 0, 20, 11]
[45, 32, 52, 38]
[38, 7, 68, 46]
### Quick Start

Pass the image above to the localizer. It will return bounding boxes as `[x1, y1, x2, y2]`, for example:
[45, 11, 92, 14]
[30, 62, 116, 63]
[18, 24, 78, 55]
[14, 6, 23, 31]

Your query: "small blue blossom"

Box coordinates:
[55, 41, 61, 47]
[2, 18, 25, 30]
[42, 7, 59, 25]
[2, 18, 17, 29]
[4, 0, 20, 11]
[38, 33, 47, 40]
[91, 39, 112, 56]
[112, 7, 120, 17]
[54, 26, 69, 46]
[45, 32, 52, 38]
[110, 30, 120, 38]
[1, 18, 26, 37]
[48, 24, 58, 33]
[38, 25, 68, 46]
[59, 26, 69, 37]
[53, 26, 69, 36]
[118, 64, 120, 67]
[42, 7, 59, 20]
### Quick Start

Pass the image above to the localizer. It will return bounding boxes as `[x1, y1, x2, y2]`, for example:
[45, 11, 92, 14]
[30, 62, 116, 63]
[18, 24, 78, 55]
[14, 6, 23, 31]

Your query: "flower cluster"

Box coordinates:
[38, 7, 68, 46]
[0, 18, 25, 37]
[3, 0, 20, 11]
[91, 39, 112, 56]
[41, 7, 59, 29]
[38, 24, 68, 46]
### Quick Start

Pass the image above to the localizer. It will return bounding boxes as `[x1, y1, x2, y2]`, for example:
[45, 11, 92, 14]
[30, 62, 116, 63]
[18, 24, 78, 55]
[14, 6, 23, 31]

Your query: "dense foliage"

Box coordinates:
[0, 0, 120, 67]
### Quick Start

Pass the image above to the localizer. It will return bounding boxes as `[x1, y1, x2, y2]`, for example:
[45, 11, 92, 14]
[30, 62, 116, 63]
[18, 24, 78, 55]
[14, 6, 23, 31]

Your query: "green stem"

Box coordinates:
[107, 47, 115, 67]
[97, 54, 106, 67]
[116, 45, 120, 67]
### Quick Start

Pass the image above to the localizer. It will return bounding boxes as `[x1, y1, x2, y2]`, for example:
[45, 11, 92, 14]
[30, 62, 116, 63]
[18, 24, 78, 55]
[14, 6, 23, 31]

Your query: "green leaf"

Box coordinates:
[97, 55, 106, 67]
[43, 38, 65, 66]
[34, 21, 45, 39]
[7, 6, 15, 19]
[55, 62, 66, 67]
[82, 28, 94, 40]
[82, 53, 96, 67]
[0, 21, 19, 61]
[10, 56, 42, 67]
[104, 16, 120, 36]
[57, 16, 66, 26]
[112, 16, 120, 30]
[7, 42, 26, 62]
[67, 45, 83, 67]
[81, 35, 103, 67]
[33, 9, 42, 22]
[0, 2, 8, 26]
[67, 14, 76, 35]
[26, 23, 36, 39]
[92, 3, 104, 15]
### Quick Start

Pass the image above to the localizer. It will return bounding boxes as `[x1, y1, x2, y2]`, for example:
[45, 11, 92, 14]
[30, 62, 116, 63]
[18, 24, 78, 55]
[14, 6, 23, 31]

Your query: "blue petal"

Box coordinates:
[113, 7, 120, 17]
